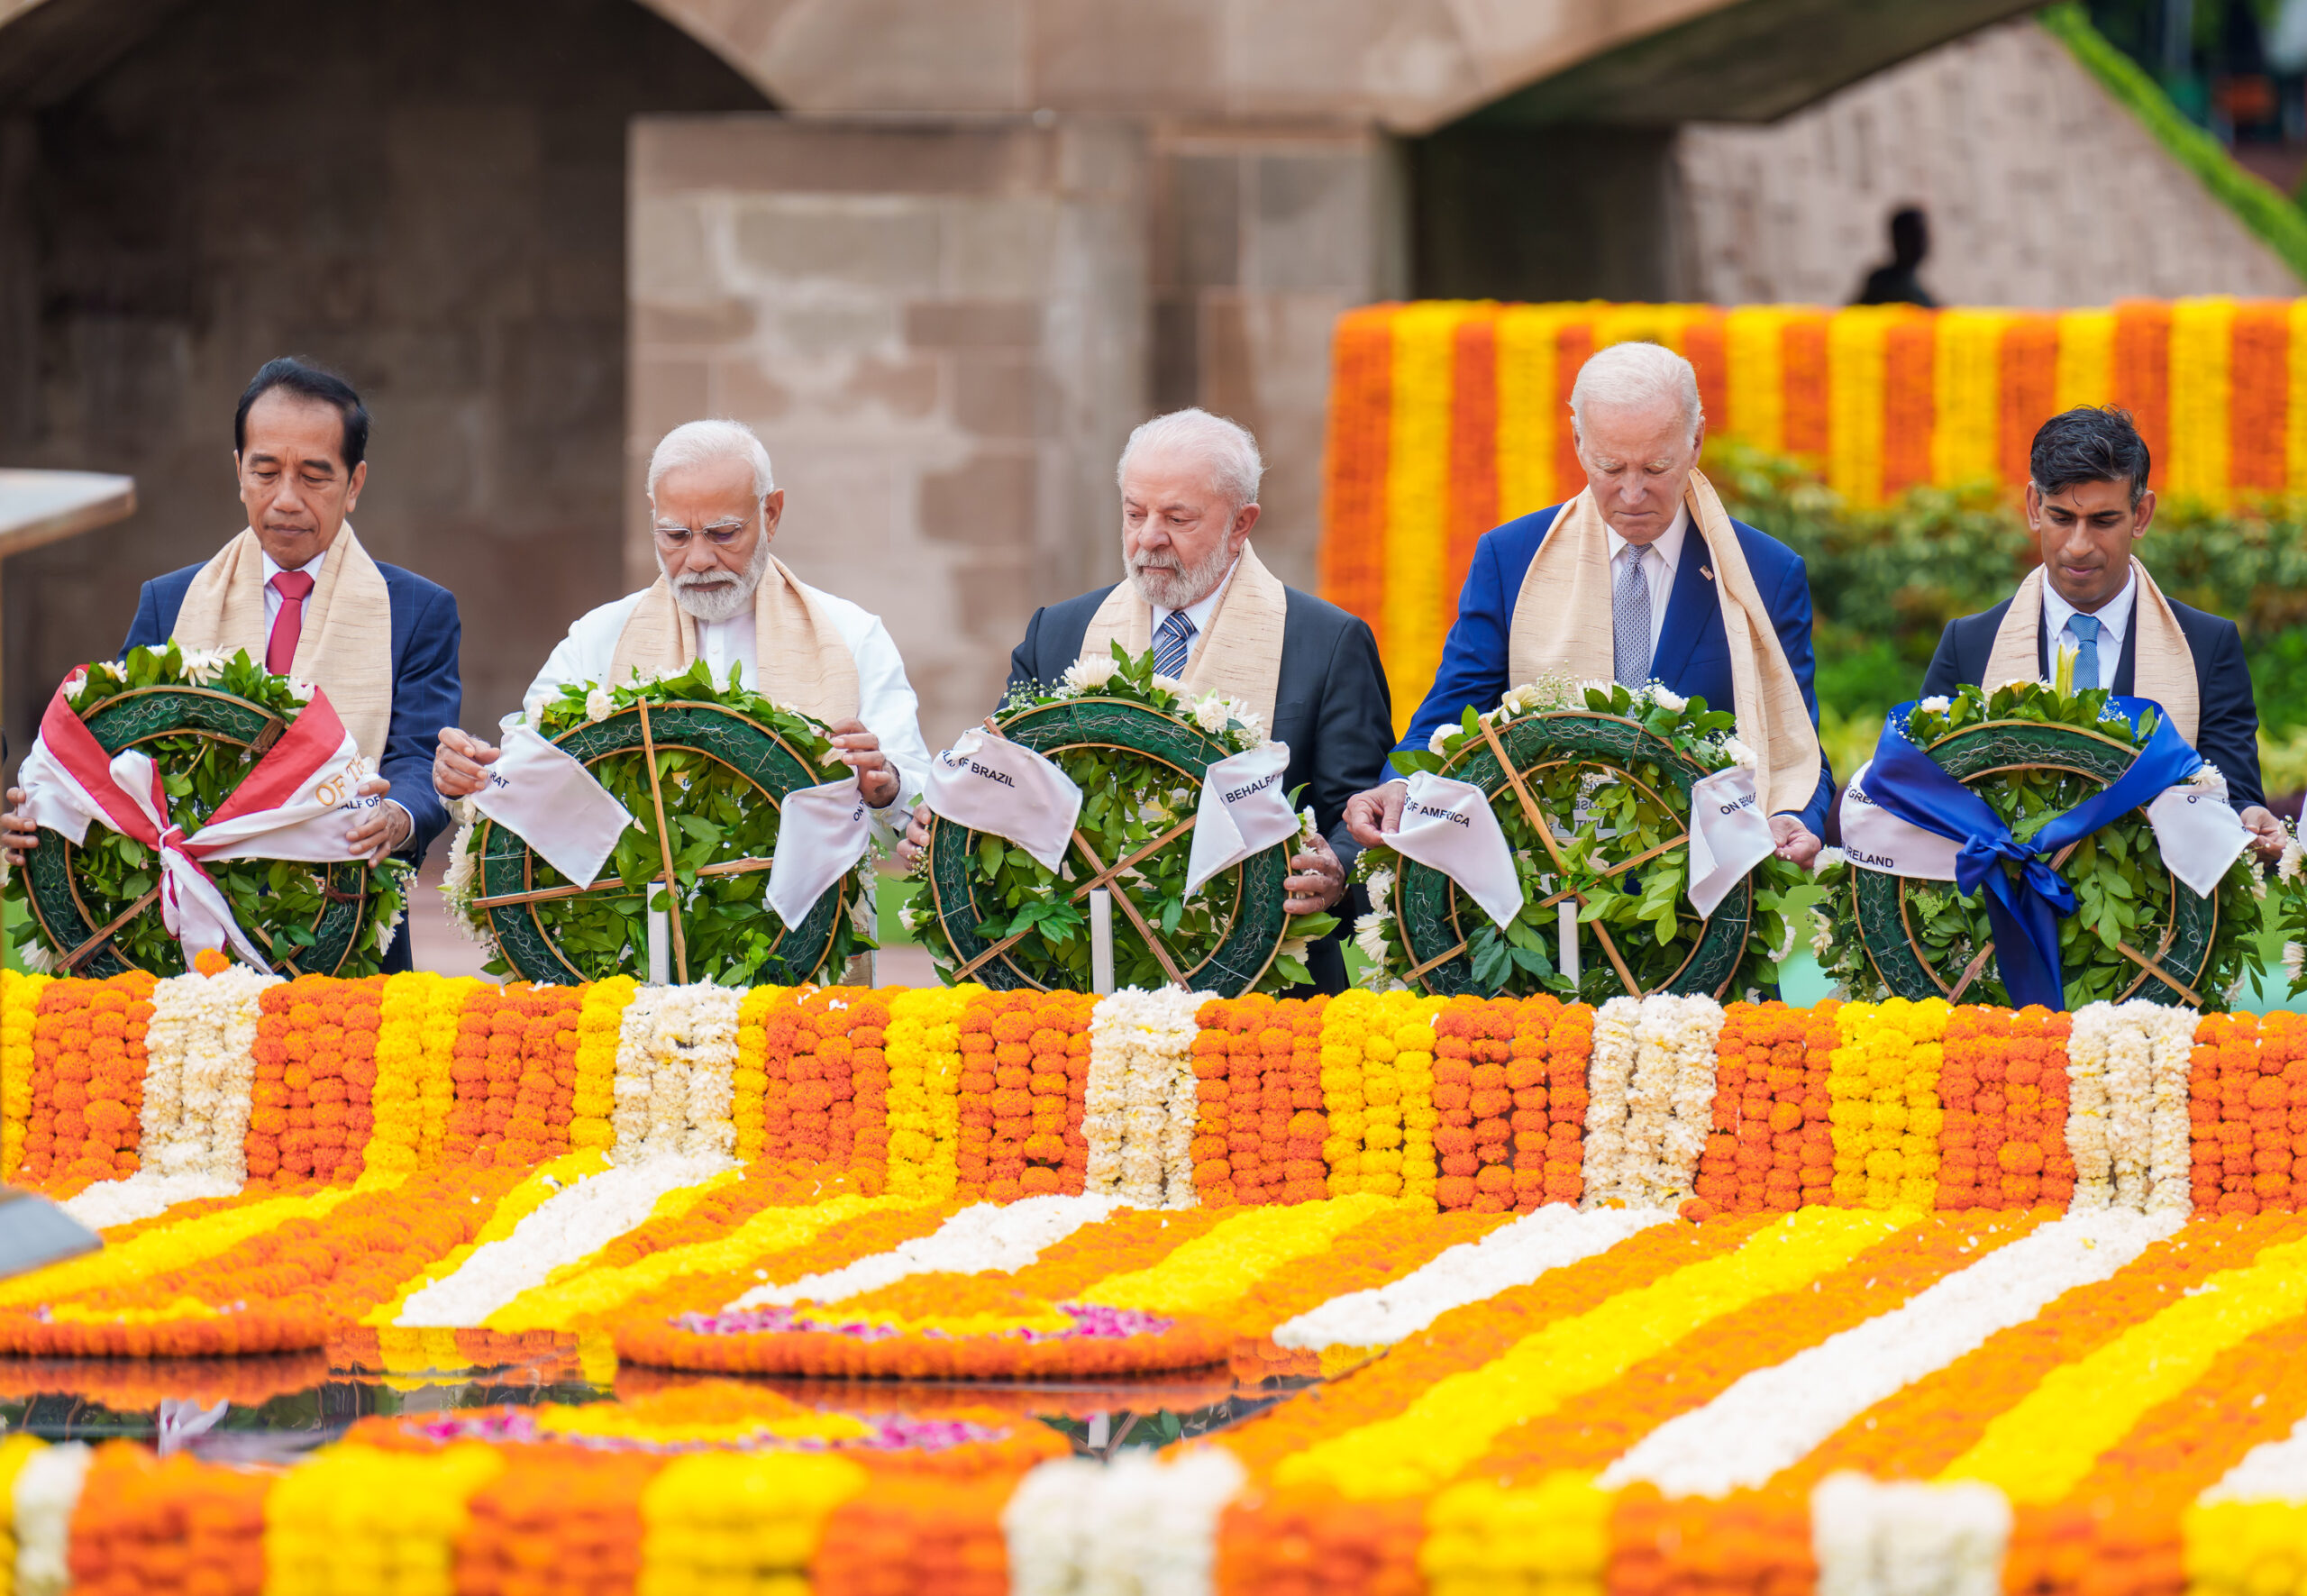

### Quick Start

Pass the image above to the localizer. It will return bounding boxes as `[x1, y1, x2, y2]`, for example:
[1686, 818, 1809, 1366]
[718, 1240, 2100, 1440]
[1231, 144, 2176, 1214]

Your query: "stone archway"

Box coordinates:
[0, 0, 770, 740]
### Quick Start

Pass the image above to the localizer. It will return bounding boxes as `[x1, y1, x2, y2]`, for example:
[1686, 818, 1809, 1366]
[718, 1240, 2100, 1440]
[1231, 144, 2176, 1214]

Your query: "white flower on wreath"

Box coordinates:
[2279, 834, 2304, 884]
[179, 648, 230, 686]
[1353, 909, 1390, 967]
[1427, 724, 1458, 755]
[1919, 695, 1952, 715]
[1278, 934, 1310, 963]
[1151, 671, 1185, 695]
[1997, 676, 2040, 695]
[91, 658, 124, 682]
[1497, 681, 1546, 716]
[1810, 906, 1835, 959]
[2287, 942, 2304, 985]
[585, 686, 616, 724]
[1062, 656, 1115, 694]
[2187, 762, 2224, 794]
[1814, 846, 1847, 872]
[1719, 735, 1758, 770]
[285, 679, 315, 703]
[898, 898, 922, 935]
[1191, 693, 1239, 735]
[1644, 685, 1688, 714]
[1367, 867, 1393, 917]
[1298, 804, 1320, 848]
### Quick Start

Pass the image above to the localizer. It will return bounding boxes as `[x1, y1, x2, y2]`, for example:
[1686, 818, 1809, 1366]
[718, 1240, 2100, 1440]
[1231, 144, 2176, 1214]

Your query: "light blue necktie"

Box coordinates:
[1612, 545, 1653, 688]
[1154, 610, 1196, 679]
[2067, 613, 2101, 691]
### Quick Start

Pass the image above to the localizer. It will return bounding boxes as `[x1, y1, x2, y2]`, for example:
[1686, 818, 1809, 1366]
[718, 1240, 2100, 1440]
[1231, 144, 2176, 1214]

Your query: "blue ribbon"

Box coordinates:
[1862, 698, 2200, 1009]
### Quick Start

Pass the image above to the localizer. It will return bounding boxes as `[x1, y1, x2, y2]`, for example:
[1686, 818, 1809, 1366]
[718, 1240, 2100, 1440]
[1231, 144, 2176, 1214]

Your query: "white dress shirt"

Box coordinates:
[1149, 557, 1240, 670]
[519, 580, 935, 821]
[1603, 503, 1689, 668]
[2040, 569, 2136, 692]
[260, 545, 326, 630]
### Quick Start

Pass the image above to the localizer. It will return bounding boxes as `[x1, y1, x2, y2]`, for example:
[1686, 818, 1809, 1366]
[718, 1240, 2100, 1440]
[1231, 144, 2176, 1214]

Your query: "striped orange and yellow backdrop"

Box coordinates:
[1320, 298, 2307, 734]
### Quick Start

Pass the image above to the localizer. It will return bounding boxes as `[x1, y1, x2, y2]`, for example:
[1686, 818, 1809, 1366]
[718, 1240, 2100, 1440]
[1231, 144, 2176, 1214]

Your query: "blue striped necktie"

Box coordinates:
[1612, 544, 1653, 688]
[2067, 613, 2101, 691]
[1154, 610, 1196, 679]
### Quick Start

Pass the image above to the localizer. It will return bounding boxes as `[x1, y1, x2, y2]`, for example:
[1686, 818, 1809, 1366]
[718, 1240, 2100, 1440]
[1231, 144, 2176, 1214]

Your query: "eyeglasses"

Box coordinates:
[652, 519, 751, 551]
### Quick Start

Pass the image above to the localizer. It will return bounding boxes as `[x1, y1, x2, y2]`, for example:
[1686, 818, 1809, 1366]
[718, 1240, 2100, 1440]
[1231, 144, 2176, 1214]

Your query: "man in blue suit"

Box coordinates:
[1345, 342, 1833, 864]
[1920, 406, 2283, 860]
[4, 358, 461, 971]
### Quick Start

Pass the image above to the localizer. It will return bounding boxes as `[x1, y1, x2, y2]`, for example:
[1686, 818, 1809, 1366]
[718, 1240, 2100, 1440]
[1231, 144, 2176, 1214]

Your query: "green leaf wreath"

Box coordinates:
[2271, 827, 2307, 1000]
[4, 642, 412, 977]
[1813, 679, 2266, 1009]
[1352, 677, 1808, 1001]
[442, 659, 877, 985]
[908, 643, 1335, 993]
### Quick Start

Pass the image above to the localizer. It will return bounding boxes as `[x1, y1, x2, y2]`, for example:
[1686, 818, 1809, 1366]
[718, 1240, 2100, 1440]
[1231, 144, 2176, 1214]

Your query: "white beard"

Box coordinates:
[1126, 537, 1236, 613]
[662, 536, 771, 625]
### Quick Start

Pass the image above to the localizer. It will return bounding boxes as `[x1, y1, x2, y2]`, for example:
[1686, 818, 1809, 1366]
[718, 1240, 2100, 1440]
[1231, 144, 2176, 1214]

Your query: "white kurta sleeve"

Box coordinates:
[511, 593, 646, 730]
[848, 613, 935, 827]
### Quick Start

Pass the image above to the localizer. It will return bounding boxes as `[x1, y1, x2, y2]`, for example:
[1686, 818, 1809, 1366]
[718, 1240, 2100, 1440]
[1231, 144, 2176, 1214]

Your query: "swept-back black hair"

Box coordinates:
[234, 358, 369, 470]
[2029, 406, 2150, 506]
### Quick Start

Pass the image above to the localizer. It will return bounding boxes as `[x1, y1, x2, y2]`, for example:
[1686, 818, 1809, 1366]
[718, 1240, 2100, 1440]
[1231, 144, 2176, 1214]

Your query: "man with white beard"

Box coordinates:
[898, 406, 1392, 993]
[432, 418, 929, 816]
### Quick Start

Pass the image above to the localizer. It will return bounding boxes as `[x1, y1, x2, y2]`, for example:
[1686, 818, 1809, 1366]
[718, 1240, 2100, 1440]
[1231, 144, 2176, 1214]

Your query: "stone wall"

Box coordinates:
[0, 0, 766, 744]
[1677, 17, 2303, 306]
[628, 117, 1148, 743]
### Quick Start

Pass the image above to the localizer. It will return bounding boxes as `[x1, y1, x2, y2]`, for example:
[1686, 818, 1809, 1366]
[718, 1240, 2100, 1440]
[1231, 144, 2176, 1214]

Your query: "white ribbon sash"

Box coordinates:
[765, 777, 874, 928]
[1839, 760, 2248, 898]
[470, 725, 634, 889]
[18, 671, 372, 967]
[923, 726, 1084, 872]
[1686, 765, 1778, 920]
[1383, 771, 1526, 930]
[1185, 742, 1299, 898]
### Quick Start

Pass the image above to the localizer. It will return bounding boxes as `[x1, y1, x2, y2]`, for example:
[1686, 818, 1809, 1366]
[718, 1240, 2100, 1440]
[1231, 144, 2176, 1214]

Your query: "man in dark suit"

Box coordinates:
[1346, 341, 1833, 858]
[902, 407, 1392, 992]
[1920, 406, 2282, 859]
[4, 358, 461, 970]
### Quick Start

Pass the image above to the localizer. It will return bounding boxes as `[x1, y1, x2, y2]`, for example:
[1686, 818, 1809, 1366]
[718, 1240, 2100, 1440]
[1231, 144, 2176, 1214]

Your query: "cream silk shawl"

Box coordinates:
[1076, 543, 1289, 730]
[1981, 561, 2201, 743]
[606, 554, 862, 725]
[172, 526, 395, 759]
[1506, 470, 1824, 819]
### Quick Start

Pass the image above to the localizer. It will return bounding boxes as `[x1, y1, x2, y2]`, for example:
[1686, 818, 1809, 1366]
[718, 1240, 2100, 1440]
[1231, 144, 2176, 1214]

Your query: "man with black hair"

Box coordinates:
[1920, 405, 2282, 859]
[2, 357, 463, 968]
[1853, 207, 1936, 308]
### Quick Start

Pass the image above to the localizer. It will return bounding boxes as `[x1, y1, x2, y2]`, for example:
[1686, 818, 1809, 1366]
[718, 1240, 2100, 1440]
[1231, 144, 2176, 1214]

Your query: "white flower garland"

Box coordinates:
[61, 965, 276, 1229]
[1272, 1205, 1665, 1351]
[393, 1154, 729, 1327]
[2067, 1001, 2198, 1215]
[1580, 997, 1641, 1208]
[725, 1194, 1123, 1311]
[1599, 1209, 2182, 1497]
[1582, 995, 1721, 1207]
[2064, 1005, 2116, 1209]
[611, 984, 741, 1163]
[1810, 1473, 2011, 1596]
[12, 1442, 91, 1596]
[1003, 1448, 1247, 1596]
[1084, 988, 1208, 1208]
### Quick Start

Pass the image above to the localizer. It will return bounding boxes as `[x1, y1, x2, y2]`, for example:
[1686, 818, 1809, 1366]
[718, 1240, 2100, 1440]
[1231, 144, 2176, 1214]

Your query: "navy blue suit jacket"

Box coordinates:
[1400, 505, 1837, 836]
[123, 559, 462, 862]
[1007, 582, 1393, 995]
[1919, 593, 2267, 812]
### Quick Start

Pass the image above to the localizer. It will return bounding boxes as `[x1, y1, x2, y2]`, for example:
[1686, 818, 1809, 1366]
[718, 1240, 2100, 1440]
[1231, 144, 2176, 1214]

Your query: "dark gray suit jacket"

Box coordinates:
[1920, 592, 2267, 811]
[1005, 581, 1393, 993]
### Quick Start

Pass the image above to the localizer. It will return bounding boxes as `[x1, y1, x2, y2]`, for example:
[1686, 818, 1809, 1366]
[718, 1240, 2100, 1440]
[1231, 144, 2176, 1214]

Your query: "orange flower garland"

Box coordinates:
[454, 1449, 656, 1596]
[29, 974, 156, 1192]
[499, 984, 579, 1167]
[816, 1475, 1016, 1596]
[248, 975, 380, 1186]
[1696, 1000, 1810, 1213]
[63, 1444, 269, 1596]
[1190, 995, 1328, 1206]
[753, 988, 804, 1168]
[2264, 1011, 2307, 1210]
[781, 988, 894, 1186]
[1799, 1000, 1840, 1206]
[2196, 1013, 2268, 1215]
[1501, 995, 1561, 1210]
[1433, 999, 1518, 1211]
[968, 990, 1088, 1200]
[1189, 998, 1243, 1201]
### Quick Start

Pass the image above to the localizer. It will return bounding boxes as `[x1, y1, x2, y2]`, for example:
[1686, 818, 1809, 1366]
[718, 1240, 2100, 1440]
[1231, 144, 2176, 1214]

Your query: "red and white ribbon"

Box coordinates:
[16, 670, 375, 967]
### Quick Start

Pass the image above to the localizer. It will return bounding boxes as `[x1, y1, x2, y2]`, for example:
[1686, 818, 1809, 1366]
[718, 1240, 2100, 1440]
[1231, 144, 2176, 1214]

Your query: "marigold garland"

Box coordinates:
[1, 970, 50, 1181]
[884, 986, 973, 1199]
[1698, 1001, 1810, 1213]
[21, 975, 155, 1193]
[1827, 999, 1948, 1210]
[569, 973, 632, 1154]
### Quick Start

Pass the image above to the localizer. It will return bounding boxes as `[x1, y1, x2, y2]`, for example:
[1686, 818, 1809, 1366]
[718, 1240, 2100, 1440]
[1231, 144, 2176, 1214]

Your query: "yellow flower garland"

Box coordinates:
[2184, 1500, 2307, 1596]
[262, 1441, 505, 1596]
[365, 972, 436, 1173]
[0, 1432, 43, 1596]
[1274, 1207, 1913, 1499]
[1077, 1192, 1396, 1316]
[570, 975, 635, 1153]
[1827, 999, 1947, 1210]
[1321, 993, 1374, 1197]
[885, 986, 977, 1199]
[417, 976, 479, 1167]
[0, 970, 49, 1181]
[636, 1451, 868, 1593]
[1422, 1471, 1612, 1596]
[734, 984, 783, 1164]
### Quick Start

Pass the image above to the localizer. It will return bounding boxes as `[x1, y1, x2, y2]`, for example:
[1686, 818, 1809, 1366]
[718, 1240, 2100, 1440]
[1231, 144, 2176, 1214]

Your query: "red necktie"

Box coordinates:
[267, 570, 315, 675]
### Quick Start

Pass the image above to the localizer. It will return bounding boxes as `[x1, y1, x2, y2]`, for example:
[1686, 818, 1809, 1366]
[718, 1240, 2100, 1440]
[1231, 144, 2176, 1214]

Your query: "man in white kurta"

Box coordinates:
[433, 419, 930, 823]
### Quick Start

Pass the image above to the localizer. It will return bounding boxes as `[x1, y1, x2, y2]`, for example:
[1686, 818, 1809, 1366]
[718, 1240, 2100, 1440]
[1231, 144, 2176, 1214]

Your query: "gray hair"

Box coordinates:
[1569, 342, 1703, 443]
[1117, 407, 1263, 510]
[647, 418, 775, 502]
